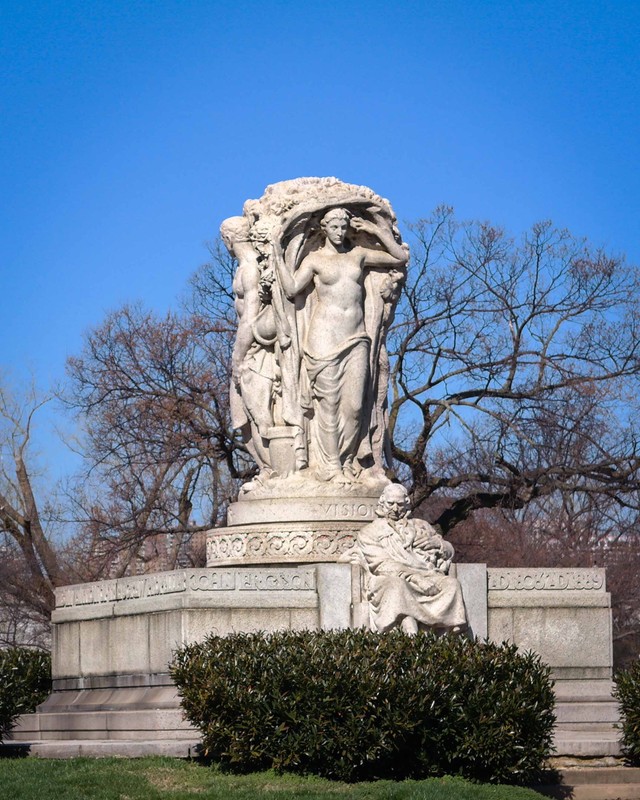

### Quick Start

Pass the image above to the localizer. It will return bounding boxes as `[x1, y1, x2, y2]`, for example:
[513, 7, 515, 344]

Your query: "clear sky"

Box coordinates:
[1, 0, 639, 474]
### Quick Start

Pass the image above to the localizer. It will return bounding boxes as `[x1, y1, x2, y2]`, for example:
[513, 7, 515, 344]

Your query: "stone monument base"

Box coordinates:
[9, 565, 620, 759]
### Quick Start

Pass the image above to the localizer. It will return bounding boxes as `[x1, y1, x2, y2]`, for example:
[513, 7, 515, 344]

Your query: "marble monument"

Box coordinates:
[9, 178, 619, 758]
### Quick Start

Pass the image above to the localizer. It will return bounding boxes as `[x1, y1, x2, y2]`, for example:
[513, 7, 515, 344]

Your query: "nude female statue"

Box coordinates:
[274, 208, 408, 482]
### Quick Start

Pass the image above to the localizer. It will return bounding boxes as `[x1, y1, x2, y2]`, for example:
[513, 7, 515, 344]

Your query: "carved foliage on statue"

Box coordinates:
[221, 178, 408, 494]
[354, 484, 467, 634]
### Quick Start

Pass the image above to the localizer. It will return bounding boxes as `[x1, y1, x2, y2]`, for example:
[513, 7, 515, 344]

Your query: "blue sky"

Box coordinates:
[1, 0, 639, 475]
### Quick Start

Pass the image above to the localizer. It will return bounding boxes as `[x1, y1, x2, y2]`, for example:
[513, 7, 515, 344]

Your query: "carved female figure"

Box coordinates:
[221, 216, 276, 476]
[275, 208, 408, 482]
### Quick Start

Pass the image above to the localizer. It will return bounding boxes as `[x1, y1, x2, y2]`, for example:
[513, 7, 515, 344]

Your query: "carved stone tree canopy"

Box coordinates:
[222, 177, 409, 497]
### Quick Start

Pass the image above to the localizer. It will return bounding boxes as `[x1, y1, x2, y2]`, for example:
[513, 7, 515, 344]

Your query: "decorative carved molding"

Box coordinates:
[207, 525, 361, 566]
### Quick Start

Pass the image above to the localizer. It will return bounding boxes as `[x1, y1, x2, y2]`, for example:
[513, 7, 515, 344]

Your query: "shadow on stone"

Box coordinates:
[0, 742, 31, 759]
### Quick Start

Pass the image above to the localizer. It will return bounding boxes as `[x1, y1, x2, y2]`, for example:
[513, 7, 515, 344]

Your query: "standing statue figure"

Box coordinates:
[356, 484, 467, 634]
[221, 216, 276, 482]
[274, 207, 408, 483]
[221, 177, 408, 493]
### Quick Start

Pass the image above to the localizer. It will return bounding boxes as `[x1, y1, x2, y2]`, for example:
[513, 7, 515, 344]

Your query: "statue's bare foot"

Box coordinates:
[342, 460, 360, 483]
[401, 616, 419, 635]
[451, 624, 467, 635]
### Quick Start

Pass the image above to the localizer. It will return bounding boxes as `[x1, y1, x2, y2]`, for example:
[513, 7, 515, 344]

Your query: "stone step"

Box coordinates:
[556, 701, 620, 725]
[534, 769, 640, 800]
[553, 729, 622, 758]
[556, 722, 620, 733]
[2, 739, 200, 759]
[535, 783, 640, 799]
[555, 768, 640, 785]
[554, 680, 616, 701]
[9, 709, 196, 742]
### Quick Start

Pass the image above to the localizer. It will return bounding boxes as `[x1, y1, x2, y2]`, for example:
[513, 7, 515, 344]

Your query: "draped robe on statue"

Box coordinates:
[358, 516, 467, 632]
[283, 237, 393, 479]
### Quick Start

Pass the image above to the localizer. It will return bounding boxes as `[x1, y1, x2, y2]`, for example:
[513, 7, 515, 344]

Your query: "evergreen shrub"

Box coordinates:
[171, 629, 555, 783]
[0, 647, 51, 741]
[614, 660, 640, 762]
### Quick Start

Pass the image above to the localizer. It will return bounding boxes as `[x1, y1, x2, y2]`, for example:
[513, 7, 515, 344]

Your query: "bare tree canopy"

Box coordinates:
[63, 304, 252, 576]
[0, 381, 67, 629]
[388, 208, 640, 532]
[65, 210, 640, 545]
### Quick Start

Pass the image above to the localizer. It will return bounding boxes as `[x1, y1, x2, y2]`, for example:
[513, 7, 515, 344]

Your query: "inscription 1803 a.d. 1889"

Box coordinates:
[488, 569, 605, 592]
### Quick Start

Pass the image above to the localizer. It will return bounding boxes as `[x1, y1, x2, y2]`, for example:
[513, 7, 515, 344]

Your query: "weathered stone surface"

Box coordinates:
[316, 563, 352, 630]
[54, 567, 318, 620]
[488, 568, 606, 593]
[487, 568, 613, 680]
[454, 563, 487, 640]
[18, 560, 620, 759]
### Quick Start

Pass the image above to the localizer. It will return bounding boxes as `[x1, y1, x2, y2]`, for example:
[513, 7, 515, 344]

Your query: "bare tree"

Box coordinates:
[0, 380, 70, 641]
[389, 208, 640, 533]
[443, 495, 640, 668]
[64, 304, 249, 575]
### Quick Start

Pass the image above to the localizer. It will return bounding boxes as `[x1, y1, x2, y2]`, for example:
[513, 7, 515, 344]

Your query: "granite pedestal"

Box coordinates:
[10, 557, 619, 758]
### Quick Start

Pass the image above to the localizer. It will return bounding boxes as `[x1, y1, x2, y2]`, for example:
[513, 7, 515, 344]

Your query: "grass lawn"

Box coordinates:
[0, 756, 549, 799]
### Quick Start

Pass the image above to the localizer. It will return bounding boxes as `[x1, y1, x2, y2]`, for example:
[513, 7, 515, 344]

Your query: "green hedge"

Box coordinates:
[171, 629, 555, 784]
[614, 660, 640, 762]
[0, 647, 51, 742]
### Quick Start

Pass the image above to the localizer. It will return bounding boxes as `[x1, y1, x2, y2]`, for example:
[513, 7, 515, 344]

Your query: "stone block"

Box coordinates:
[316, 563, 352, 630]
[489, 606, 612, 672]
[78, 619, 111, 676]
[490, 592, 610, 608]
[489, 568, 607, 593]
[487, 567, 613, 679]
[555, 701, 620, 725]
[553, 729, 621, 757]
[106, 728, 196, 741]
[107, 614, 151, 676]
[289, 608, 319, 630]
[183, 608, 232, 640]
[104, 709, 189, 731]
[25, 740, 201, 758]
[38, 711, 108, 733]
[554, 679, 615, 701]
[226, 496, 379, 526]
[229, 607, 294, 633]
[455, 563, 487, 640]
[52, 621, 80, 679]
[148, 611, 183, 674]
